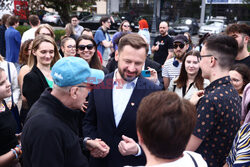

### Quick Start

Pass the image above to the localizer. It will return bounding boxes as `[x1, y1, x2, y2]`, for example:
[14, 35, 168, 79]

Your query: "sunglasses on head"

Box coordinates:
[78, 44, 94, 51]
[173, 43, 185, 49]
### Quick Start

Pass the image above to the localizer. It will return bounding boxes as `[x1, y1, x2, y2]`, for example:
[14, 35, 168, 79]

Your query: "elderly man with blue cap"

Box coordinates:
[21, 57, 109, 167]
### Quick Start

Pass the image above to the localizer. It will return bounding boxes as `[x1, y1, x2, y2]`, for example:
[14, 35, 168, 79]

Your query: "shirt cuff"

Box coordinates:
[134, 143, 142, 156]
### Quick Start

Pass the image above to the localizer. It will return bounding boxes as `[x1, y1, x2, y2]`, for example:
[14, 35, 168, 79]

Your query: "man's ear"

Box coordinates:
[115, 50, 119, 61]
[244, 35, 249, 44]
[137, 131, 144, 145]
[69, 87, 78, 99]
[210, 56, 217, 67]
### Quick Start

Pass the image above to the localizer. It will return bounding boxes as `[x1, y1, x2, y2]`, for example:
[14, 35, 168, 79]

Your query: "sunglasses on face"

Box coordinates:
[173, 43, 185, 49]
[78, 44, 94, 51]
[123, 25, 130, 27]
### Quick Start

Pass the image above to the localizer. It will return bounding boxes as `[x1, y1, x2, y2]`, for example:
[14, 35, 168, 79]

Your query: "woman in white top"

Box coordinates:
[168, 50, 209, 100]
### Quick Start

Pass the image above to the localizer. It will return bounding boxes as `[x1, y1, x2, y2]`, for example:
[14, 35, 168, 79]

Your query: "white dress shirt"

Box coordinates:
[112, 69, 138, 127]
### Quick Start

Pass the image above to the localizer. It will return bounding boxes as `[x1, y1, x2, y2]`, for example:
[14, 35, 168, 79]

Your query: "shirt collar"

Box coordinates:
[205, 76, 231, 93]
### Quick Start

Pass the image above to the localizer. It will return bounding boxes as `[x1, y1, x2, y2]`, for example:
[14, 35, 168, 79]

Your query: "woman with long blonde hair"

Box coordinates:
[22, 35, 60, 114]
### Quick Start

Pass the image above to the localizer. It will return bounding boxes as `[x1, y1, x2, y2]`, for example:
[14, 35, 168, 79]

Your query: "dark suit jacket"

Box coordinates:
[23, 66, 49, 110]
[106, 57, 164, 89]
[83, 72, 161, 167]
[0, 25, 7, 57]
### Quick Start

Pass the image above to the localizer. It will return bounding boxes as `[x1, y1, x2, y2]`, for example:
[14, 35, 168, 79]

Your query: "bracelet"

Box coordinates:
[14, 144, 22, 157]
[16, 144, 22, 150]
[11, 149, 18, 159]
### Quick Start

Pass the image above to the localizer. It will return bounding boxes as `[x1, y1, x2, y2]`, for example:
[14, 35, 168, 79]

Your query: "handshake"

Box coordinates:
[85, 135, 139, 158]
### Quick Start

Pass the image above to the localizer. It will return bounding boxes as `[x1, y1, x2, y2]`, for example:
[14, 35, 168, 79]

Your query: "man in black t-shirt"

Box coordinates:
[226, 23, 250, 67]
[152, 21, 174, 65]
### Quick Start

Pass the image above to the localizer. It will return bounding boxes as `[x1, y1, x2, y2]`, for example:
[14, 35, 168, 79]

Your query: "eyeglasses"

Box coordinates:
[199, 54, 217, 60]
[123, 25, 130, 27]
[77, 85, 87, 88]
[173, 43, 185, 49]
[66, 45, 76, 49]
[69, 85, 88, 93]
[78, 44, 94, 51]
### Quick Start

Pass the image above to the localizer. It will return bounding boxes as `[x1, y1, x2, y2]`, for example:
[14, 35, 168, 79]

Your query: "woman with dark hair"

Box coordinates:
[19, 39, 33, 67]
[229, 63, 250, 97]
[168, 50, 209, 100]
[195, 33, 210, 52]
[18, 39, 33, 123]
[76, 35, 108, 73]
[23, 35, 60, 112]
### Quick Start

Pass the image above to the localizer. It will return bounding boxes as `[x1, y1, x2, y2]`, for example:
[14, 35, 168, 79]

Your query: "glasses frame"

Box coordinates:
[123, 25, 130, 27]
[199, 54, 217, 61]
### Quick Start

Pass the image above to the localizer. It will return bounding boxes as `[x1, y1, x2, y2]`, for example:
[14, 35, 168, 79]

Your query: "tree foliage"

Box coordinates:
[29, 0, 95, 22]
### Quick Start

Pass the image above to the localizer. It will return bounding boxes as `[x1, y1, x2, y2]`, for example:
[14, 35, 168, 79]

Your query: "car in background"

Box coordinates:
[169, 17, 199, 35]
[42, 12, 64, 26]
[70, 11, 91, 20]
[198, 19, 226, 37]
[79, 14, 122, 32]
[237, 20, 250, 26]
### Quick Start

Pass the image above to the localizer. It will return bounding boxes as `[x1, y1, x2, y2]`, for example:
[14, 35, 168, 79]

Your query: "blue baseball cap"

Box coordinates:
[51, 57, 104, 87]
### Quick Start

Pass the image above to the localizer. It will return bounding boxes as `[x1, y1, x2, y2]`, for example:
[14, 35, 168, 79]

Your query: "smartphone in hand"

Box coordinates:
[141, 70, 151, 77]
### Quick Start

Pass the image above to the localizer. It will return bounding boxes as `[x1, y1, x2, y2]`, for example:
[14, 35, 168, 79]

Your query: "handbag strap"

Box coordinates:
[7, 62, 14, 106]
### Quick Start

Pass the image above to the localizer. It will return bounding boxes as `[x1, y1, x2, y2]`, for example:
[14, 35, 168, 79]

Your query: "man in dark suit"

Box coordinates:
[83, 33, 161, 167]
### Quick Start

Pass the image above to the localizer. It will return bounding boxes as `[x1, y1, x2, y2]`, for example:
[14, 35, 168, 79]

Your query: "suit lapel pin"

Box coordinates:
[131, 102, 135, 106]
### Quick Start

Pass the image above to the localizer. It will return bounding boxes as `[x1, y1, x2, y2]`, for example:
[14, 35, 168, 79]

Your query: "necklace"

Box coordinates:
[0, 103, 5, 112]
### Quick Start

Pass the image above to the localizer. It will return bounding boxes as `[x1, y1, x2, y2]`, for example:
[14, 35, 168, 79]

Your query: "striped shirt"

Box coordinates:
[226, 123, 250, 167]
[162, 57, 182, 80]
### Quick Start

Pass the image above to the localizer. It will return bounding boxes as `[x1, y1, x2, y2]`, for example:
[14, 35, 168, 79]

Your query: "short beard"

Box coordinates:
[118, 67, 137, 82]
[238, 42, 244, 52]
[174, 52, 185, 60]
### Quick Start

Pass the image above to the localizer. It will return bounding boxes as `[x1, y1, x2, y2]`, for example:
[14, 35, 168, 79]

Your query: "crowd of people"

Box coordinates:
[0, 13, 249, 167]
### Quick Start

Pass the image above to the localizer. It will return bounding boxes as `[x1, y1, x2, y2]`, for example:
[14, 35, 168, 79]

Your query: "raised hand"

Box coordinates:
[118, 135, 138, 156]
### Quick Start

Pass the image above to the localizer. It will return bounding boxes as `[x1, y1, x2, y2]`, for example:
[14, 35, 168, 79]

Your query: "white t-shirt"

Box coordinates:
[125, 151, 207, 167]
[21, 27, 37, 43]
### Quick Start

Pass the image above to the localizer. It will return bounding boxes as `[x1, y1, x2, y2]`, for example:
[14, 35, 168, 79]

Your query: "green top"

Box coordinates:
[45, 77, 54, 88]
